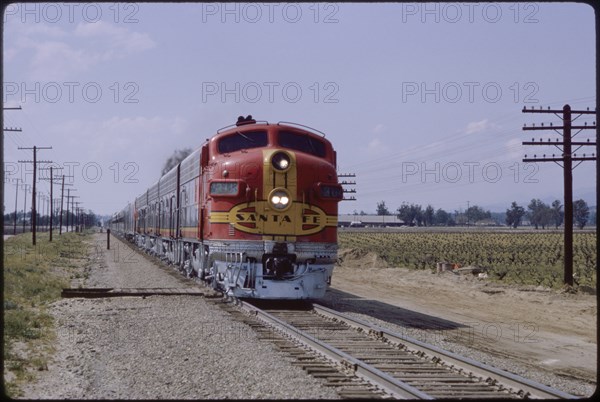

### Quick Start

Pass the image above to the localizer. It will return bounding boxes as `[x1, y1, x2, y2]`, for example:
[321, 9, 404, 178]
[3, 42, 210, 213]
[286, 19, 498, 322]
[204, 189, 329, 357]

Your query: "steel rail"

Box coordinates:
[239, 300, 434, 399]
[313, 303, 576, 400]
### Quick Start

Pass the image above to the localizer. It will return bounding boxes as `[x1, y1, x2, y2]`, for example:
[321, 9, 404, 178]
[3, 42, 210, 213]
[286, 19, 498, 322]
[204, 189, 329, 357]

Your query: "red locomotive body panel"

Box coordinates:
[204, 123, 342, 244]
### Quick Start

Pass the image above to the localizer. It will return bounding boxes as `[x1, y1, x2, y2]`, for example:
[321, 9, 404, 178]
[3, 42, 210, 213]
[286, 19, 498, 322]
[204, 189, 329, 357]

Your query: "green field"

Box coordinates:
[338, 229, 596, 289]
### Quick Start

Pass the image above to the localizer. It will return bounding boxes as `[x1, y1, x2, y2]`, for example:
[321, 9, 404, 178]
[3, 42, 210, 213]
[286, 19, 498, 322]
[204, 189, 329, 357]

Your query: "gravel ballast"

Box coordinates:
[20, 233, 340, 399]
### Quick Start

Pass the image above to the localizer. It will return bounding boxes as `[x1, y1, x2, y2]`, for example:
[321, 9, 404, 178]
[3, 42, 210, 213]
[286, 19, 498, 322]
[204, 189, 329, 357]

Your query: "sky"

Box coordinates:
[2, 2, 597, 218]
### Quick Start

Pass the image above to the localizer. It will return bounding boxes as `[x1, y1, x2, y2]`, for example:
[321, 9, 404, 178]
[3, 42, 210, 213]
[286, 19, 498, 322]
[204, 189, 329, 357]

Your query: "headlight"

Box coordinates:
[271, 152, 291, 171]
[269, 188, 292, 210]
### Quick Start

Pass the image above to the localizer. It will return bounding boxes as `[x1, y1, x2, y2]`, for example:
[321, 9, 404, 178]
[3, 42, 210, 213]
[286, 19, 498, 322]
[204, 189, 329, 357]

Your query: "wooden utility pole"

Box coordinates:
[60, 177, 65, 235]
[74, 202, 82, 232]
[13, 178, 20, 235]
[2, 106, 23, 272]
[40, 166, 63, 241]
[65, 191, 79, 233]
[522, 104, 596, 286]
[18, 146, 52, 245]
[65, 189, 72, 233]
[37, 191, 41, 233]
[58, 175, 74, 235]
[21, 183, 29, 234]
[338, 173, 357, 201]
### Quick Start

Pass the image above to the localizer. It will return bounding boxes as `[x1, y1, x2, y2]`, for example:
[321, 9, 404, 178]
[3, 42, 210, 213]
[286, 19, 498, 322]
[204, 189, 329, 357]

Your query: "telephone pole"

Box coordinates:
[74, 202, 82, 232]
[2, 105, 22, 260]
[71, 196, 80, 232]
[40, 166, 63, 241]
[12, 178, 20, 235]
[338, 173, 357, 201]
[57, 174, 73, 235]
[18, 146, 52, 245]
[65, 190, 79, 233]
[522, 104, 596, 287]
[21, 183, 30, 234]
[37, 191, 42, 233]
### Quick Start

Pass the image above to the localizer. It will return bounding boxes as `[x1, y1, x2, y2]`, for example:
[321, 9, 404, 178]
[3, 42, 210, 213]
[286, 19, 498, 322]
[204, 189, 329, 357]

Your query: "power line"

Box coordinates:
[522, 104, 596, 287]
[17, 146, 53, 245]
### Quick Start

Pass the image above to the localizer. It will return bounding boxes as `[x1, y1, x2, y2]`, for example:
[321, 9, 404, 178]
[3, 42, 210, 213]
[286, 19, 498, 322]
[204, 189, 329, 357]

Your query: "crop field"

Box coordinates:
[338, 229, 596, 289]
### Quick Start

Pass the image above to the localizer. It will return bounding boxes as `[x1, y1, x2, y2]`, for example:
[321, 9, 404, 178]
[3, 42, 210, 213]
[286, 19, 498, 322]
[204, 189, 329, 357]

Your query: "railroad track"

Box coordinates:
[227, 300, 576, 400]
[58, 283, 577, 399]
[214, 299, 388, 399]
[83, 235, 577, 399]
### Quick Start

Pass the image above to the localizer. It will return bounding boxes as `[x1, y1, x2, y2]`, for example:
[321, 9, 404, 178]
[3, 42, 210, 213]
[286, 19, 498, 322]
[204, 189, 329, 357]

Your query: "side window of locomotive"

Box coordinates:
[278, 131, 326, 157]
[218, 130, 268, 154]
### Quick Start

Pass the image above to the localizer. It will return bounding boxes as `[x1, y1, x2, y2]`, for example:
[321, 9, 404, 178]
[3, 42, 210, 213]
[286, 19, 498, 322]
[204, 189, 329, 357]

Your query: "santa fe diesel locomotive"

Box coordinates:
[110, 116, 344, 299]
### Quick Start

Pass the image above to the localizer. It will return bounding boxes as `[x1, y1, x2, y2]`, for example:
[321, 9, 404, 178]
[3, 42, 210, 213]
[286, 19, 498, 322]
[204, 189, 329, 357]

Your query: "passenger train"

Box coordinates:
[110, 116, 344, 299]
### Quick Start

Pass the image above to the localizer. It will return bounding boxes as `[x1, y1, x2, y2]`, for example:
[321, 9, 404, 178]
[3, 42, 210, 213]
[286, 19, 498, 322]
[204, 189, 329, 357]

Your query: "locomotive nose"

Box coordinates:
[266, 150, 295, 211]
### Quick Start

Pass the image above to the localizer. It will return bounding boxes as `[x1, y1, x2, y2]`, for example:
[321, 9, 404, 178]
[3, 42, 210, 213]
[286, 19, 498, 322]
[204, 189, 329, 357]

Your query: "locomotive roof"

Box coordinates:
[133, 119, 333, 203]
[218, 115, 324, 134]
[213, 120, 330, 144]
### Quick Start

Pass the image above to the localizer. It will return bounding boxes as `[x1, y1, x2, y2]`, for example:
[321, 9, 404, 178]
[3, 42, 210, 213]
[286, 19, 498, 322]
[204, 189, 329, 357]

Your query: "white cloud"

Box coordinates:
[373, 123, 386, 134]
[367, 138, 385, 154]
[26, 24, 69, 38]
[27, 40, 98, 80]
[505, 137, 523, 160]
[46, 114, 192, 213]
[6, 21, 156, 80]
[52, 115, 189, 167]
[74, 21, 155, 53]
[465, 119, 489, 134]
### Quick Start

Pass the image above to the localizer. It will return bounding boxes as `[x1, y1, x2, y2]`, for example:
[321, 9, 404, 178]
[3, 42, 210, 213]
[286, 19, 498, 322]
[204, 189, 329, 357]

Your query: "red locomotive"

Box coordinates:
[111, 116, 344, 299]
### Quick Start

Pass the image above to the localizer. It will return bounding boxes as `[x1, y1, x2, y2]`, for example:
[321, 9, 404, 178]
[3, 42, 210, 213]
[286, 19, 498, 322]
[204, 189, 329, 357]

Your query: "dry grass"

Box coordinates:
[3, 231, 91, 397]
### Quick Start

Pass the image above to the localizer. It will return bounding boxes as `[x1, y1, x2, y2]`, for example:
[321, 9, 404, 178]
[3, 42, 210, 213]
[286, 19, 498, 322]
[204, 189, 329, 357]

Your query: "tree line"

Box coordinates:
[505, 199, 591, 229]
[372, 199, 593, 229]
[3, 209, 99, 229]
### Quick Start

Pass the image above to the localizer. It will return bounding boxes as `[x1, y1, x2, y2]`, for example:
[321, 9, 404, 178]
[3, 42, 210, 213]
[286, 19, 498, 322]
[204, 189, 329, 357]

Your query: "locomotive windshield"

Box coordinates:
[218, 130, 268, 153]
[278, 130, 326, 157]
